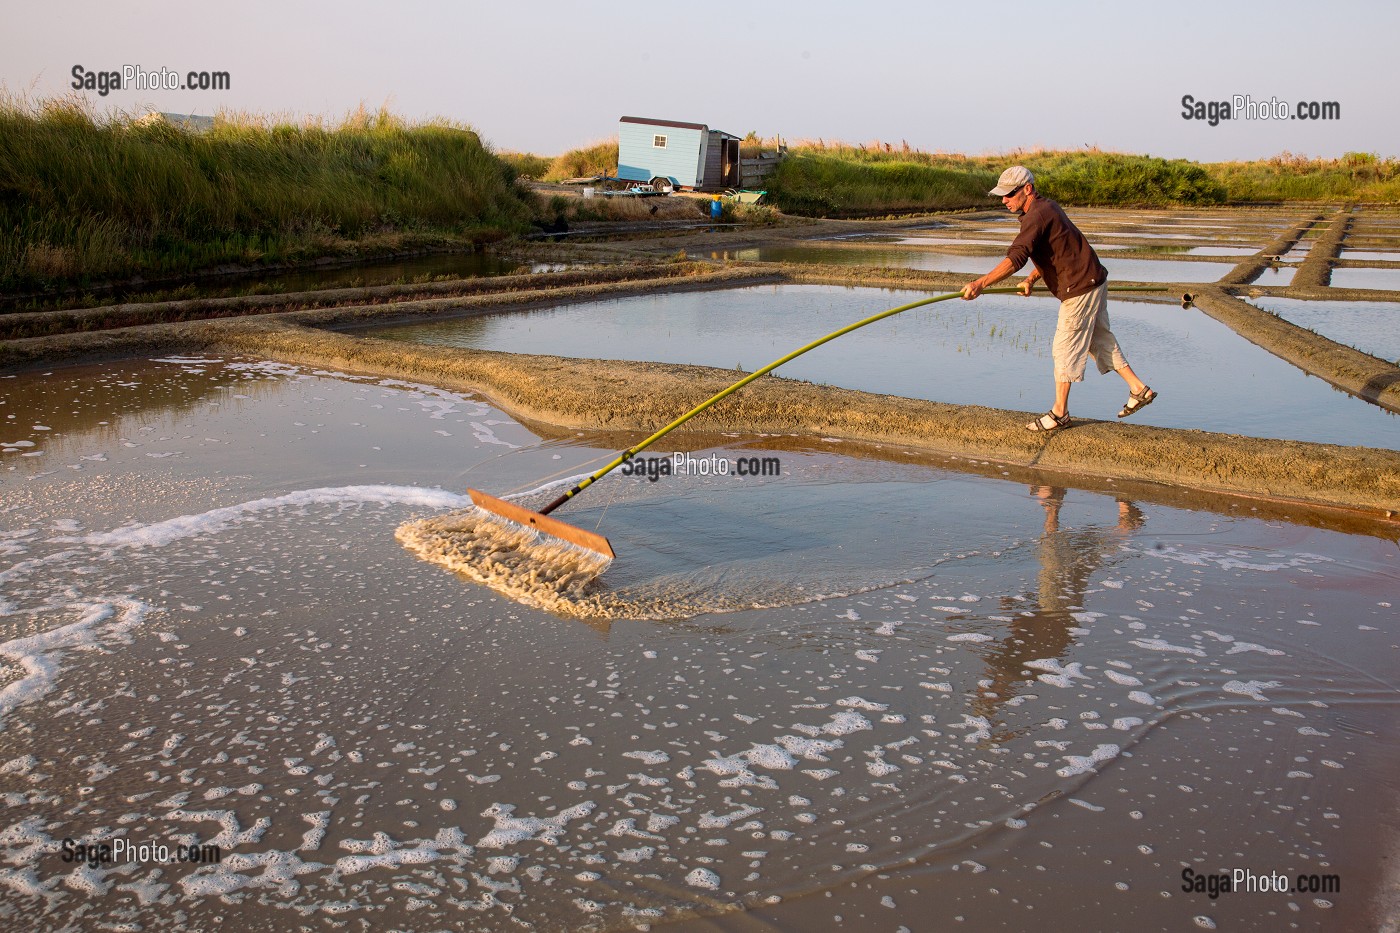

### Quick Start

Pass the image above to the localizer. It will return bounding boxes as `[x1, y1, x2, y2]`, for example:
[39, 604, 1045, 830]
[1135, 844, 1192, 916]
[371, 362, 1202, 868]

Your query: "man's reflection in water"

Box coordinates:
[971, 486, 1146, 743]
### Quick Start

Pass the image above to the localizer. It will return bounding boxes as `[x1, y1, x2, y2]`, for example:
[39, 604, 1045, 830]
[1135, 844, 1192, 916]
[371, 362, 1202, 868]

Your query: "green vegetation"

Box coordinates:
[765, 143, 1227, 216]
[766, 153, 996, 216]
[1027, 152, 1226, 205]
[1203, 151, 1400, 201]
[7, 92, 1396, 296]
[542, 139, 619, 182]
[753, 137, 1400, 215]
[0, 95, 535, 293]
[499, 151, 551, 180]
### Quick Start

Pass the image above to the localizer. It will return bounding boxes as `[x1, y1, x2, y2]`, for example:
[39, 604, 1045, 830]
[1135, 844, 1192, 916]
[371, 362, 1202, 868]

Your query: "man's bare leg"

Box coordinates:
[1051, 380, 1071, 418]
[1114, 364, 1147, 396]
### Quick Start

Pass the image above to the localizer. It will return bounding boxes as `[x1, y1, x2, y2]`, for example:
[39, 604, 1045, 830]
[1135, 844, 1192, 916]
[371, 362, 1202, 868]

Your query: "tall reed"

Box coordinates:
[0, 95, 535, 292]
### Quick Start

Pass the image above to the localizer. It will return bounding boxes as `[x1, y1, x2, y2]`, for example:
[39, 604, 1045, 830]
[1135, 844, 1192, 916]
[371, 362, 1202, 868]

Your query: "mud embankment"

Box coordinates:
[1219, 214, 1321, 286]
[0, 262, 719, 341]
[1193, 287, 1400, 412]
[189, 315, 1400, 520]
[1292, 209, 1351, 287]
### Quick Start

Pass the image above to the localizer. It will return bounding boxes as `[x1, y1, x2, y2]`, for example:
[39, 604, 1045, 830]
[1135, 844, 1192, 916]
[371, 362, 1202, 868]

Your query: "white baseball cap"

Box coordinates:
[989, 165, 1034, 197]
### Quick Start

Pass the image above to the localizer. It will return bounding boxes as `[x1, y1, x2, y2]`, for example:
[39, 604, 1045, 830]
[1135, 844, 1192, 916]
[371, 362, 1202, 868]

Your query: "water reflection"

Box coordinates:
[972, 486, 1143, 742]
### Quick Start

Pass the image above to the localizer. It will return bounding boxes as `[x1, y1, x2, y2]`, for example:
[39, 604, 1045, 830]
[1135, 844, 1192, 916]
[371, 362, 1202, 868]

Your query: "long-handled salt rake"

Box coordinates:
[469, 286, 1189, 561]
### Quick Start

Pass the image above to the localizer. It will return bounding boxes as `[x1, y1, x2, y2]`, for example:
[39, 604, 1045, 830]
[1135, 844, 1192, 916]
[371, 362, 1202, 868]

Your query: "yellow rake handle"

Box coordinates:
[539, 285, 1173, 515]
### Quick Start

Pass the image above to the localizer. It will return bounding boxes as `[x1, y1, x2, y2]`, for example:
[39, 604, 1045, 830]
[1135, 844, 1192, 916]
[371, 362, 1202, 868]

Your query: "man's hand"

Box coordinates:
[1017, 278, 1035, 297]
[961, 279, 984, 300]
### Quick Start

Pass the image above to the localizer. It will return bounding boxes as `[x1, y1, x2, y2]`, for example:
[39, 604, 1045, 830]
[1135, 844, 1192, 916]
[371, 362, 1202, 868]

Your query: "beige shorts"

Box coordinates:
[1052, 283, 1127, 383]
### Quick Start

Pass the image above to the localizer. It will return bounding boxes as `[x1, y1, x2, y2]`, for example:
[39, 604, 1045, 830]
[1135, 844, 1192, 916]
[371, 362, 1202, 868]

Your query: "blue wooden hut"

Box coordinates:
[616, 116, 741, 191]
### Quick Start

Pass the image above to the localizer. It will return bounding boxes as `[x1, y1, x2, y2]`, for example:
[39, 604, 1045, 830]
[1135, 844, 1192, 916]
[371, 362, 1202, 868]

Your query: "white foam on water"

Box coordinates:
[0, 599, 150, 725]
[226, 360, 305, 379]
[698, 805, 763, 829]
[166, 808, 270, 848]
[742, 744, 798, 771]
[1057, 744, 1121, 778]
[774, 735, 842, 761]
[477, 801, 595, 849]
[61, 486, 469, 550]
[1130, 638, 1206, 657]
[1143, 545, 1334, 572]
[1222, 680, 1282, 702]
[181, 849, 325, 898]
[470, 422, 519, 448]
[329, 827, 473, 879]
[300, 811, 331, 851]
[374, 377, 490, 420]
[1226, 642, 1285, 656]
[606, 819, 665, 842]
[866, 756, 899, 777]
[835, 696, 888, 712]
[821, 711, 874, 736]
[951, 714, 992, 744]
[697, 756, 775, 790]
[685, 867, 721, 890]
[1026, 659, 1087, 689]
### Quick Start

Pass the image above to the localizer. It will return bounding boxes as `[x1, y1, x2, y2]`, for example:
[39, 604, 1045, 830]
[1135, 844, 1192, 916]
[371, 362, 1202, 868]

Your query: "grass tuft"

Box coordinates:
[0, 92, 536, 292]
[542, 139, 620, 182]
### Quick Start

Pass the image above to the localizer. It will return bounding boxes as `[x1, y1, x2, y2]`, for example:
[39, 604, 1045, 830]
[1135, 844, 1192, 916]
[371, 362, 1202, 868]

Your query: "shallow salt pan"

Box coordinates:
[0, 351, 1389, 933]
[372, 284, 1400, 446]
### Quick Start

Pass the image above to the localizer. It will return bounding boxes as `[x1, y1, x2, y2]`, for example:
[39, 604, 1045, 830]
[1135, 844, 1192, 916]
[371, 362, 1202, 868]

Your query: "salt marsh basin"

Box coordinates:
[1, 356, 1397, 931]
[371, 284, 1400, 448]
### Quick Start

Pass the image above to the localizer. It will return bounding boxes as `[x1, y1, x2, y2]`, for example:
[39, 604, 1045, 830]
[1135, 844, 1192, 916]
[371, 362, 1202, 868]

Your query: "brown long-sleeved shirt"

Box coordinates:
[1005, 197, 1108, 300]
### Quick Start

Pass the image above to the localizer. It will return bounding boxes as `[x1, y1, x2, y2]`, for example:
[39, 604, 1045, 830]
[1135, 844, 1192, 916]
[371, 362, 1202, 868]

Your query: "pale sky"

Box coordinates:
[6, 0, 1395, 162]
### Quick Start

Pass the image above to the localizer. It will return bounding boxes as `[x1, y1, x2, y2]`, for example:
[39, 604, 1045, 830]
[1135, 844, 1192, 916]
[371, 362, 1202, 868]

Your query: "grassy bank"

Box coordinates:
[763, 153, 995, 216]
[763, 144, 1227, 216]
[1204, 152, 1400, 201]
[749, 138, 1398, 215]
[0, 96, 536, 294]
[542, 140, 619, 182]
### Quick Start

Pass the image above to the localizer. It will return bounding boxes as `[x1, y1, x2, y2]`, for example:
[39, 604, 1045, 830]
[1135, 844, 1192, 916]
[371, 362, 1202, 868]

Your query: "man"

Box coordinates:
[962, 166, 1156, 432]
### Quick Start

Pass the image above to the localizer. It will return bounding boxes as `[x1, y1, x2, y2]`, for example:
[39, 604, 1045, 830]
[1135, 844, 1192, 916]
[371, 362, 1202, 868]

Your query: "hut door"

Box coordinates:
[723, 139, 740, 187]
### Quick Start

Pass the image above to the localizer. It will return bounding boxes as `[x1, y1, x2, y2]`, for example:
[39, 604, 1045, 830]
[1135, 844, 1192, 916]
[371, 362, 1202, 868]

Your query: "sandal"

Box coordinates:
[1118, 386, 1157, 419]
[1026, 410, 1072, 432]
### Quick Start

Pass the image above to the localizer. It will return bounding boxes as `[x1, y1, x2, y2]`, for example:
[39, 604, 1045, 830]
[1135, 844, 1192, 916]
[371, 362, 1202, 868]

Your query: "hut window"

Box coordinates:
[653, 134, 667, 148]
